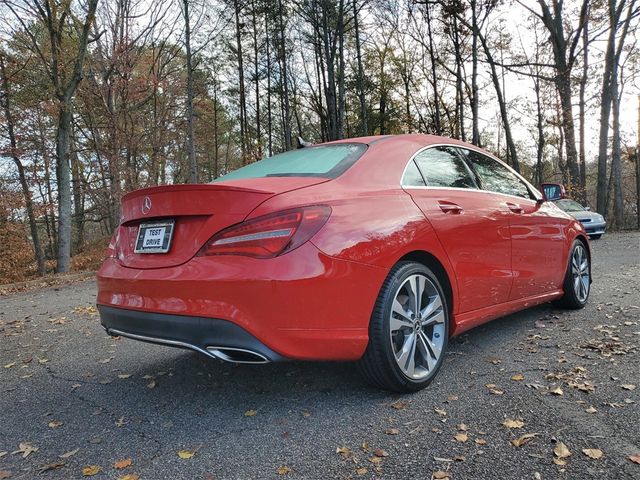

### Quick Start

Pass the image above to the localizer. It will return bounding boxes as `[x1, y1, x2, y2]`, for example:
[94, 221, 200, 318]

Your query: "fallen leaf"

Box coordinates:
[385, 428, 400, 435]
[503, 419, 525, 429]
[82, 465, 101, 476]
[48, 421, 63, 428]
[244, 409, 257, 417]
[511, 433, 538, 448]
[12, 443, 37, 458]
[434, 408, 447, 416]
[369, 456, 382, 465]
[454, 433, 468, 443]
[621, 384, 636, 391]
[554, 441, 571, 459]
[390, 400, 408, 410]
[457, 423, 468, 431]
[475, 438, 487, 445]
[117, 374, 132, 379]
[374, 448, 388, 457]
[276, 466, 291, 475]
[98, 358, 112, 364]
[118, 475, 140, 480]
[4, 362, 15, 369]
[177, 450, 195, 459]
[38, 462, 64, 473]
[553, 457, 567, 466]
[59, 448, 79, 459]
[582, 448, 603, 459]
[433, 471, 450, 479]
[485, 384, 504, 395]
[549, 387, 564, 396]
[629, 453, 640, 464]
[336, 446, 351, 458]
[584, 406, 597, 414]
[0, 471, 11, 479]
[114, 458, 132, 469]
[147, 379, 156, 389]
[356, 467, 367, 475]
[116, 417, 125, 427]
[511, 374, 525, 381]
[301, 411, 311, 418]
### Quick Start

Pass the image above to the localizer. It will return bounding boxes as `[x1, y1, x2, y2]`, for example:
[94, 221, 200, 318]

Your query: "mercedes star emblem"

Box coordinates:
[141, 196, 152, 215]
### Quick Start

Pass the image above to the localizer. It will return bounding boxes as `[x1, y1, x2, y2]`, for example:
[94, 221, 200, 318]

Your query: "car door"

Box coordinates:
[402, 145, 513, 314]
[457, 148, 566, 300]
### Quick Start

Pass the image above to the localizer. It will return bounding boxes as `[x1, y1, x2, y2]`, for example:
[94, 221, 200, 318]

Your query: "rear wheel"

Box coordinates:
[555, 240, 590, 309]
[358, 262, 449, 392]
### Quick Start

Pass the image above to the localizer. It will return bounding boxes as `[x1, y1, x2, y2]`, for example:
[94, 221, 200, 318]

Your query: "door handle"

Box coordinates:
[506, 202, 523, 214]
[438, 201, 464, 214]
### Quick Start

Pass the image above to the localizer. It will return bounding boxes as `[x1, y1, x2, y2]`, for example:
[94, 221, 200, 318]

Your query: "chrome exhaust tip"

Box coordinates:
[206, 346, 270, 364]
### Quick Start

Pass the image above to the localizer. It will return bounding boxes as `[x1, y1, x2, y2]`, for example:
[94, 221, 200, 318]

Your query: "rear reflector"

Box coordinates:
[198, 205, 331, 258]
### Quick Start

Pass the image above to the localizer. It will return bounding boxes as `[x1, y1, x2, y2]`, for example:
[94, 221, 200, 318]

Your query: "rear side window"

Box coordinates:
[460, 149, 531, 199]
[214, 144, 367, 181]
[401, 160, 426, 186]
[413, 146, 477, 189]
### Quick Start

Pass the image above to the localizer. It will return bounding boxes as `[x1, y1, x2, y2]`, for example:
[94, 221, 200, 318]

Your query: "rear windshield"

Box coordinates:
[556, 199, 585, 212]
[214, 143, 367, 181]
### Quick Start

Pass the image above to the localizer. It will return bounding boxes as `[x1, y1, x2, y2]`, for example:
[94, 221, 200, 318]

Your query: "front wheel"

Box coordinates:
[554, 239, 591, 309]
[358, 262, 449, 392]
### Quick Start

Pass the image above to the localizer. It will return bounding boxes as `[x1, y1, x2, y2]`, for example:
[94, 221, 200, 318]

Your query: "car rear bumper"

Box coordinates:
[99, 305, 285, 363]
[96, 242, 386, 361]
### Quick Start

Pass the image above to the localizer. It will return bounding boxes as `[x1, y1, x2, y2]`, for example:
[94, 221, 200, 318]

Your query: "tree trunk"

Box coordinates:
[252, 1, 262, 158]
[234, 0, 248, 162]
[479, 34, 519, 172]
[277, 0, 292, 150]
[471, 0, 480, 146]
[425, 2, 441, 135]
[578, 12, 588, 202]
[265, 14, 273, 156]
[534, 75, 545, 186]
[183, 0, 198, 182]
[353, 0, 367, 136]
[55, 104, 73, 273]
[0, 54, 46, 275]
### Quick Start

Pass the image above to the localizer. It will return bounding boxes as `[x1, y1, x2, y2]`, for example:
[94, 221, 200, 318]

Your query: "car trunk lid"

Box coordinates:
[116, 178, 327, 269]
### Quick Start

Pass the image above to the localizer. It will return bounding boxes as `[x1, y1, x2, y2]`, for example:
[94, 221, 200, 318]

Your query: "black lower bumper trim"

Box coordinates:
[97, 305, 286, 362]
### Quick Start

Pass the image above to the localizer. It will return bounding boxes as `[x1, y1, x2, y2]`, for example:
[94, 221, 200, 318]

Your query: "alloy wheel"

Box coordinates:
[389, 274, 446, 380]
[571, 244, 590, 302]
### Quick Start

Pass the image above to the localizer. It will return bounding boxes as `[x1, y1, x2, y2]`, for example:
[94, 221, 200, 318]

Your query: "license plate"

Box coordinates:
[134, 220, 175, 253]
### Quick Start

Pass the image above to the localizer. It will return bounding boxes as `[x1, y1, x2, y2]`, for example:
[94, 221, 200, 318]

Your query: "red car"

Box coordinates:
[97, 134, 591, 392]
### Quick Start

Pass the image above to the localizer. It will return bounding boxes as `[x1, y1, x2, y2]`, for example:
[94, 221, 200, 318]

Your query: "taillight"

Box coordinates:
[198, 205, 331, 258]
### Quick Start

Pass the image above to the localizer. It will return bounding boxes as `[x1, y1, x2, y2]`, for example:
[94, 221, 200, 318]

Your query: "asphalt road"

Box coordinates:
[1, 232, 639, 480]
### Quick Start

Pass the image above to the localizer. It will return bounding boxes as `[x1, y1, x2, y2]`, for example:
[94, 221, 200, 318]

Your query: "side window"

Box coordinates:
[401, 160, 426, 186]
[460, 149, 531, 199]
[414, 146, 477, 189]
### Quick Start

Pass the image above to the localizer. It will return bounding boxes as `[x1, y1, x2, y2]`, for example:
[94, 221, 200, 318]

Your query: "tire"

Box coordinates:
[589, 234, 602, 240]
[358, 261, 449, 393]
[554, 239, 590, 309]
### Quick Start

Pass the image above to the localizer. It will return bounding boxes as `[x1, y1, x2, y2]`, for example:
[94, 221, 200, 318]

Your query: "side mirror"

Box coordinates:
[540, 183, 565, 202]
[585, 206, 591, 211]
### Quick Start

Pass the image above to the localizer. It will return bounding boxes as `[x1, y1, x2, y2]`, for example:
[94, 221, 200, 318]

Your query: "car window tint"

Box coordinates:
[414, 146, 477, 189]
[401, 160, 426, 186]
[460, 149, 531, 199]
[214, 144, 367, 181]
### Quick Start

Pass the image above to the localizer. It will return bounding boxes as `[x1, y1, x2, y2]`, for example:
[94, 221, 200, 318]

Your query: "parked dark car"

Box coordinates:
[554, 199, 606, 239]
